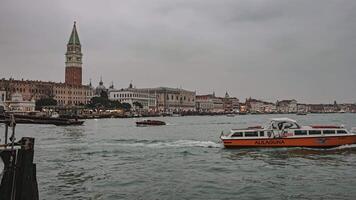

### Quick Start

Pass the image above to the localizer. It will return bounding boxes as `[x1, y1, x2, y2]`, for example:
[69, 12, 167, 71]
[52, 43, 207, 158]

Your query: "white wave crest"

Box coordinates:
[159, 140, 222, 148]
[113, 140, 222, 148]
[331, 144, 356, 150]
[37, 140, 222, 149]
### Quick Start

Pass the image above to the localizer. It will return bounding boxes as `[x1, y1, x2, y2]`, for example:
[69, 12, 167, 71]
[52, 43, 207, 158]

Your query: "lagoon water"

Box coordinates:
[6, 114, 356, 199]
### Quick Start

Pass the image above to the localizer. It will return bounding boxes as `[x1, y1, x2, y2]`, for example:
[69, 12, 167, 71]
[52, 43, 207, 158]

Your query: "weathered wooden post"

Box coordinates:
[0, 116, 39, 200]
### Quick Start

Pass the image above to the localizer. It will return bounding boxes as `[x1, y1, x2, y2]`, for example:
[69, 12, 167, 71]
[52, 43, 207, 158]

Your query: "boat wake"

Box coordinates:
[110, 139, 222, 149]
[330, 144, 356, 150]
[37, 140, 222, 150]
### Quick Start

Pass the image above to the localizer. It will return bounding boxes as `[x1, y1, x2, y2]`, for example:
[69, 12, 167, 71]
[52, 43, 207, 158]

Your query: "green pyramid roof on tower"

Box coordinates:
[68, 22, 81, 45]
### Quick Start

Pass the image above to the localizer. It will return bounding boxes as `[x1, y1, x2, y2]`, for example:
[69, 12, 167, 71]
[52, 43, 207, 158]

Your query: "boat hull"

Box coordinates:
[222, 135, 356, 148]
[136, 120, 166, 126]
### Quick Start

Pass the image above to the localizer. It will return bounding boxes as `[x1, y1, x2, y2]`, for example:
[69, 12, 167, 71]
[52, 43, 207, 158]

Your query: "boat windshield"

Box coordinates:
[0, 157, 3, 182]
[266, 118, 300, 130]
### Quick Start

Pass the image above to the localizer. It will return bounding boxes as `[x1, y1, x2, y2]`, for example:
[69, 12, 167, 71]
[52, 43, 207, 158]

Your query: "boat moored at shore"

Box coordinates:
[220, 118, 356, 148]
[0, 114, 84, 126]
[136, 119, 166, 126]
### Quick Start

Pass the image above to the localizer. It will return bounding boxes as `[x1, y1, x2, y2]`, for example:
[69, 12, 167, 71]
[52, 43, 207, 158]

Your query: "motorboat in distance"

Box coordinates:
[220, 118, 356, 148]
[136, 119, 166, 126]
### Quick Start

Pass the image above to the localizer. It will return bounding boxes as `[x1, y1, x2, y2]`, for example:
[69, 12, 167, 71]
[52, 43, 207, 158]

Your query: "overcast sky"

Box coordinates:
[0, 0, 355, 103]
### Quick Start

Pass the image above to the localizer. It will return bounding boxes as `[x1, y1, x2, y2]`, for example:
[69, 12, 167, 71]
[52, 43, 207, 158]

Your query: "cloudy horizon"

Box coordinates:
[1, 0, 355, 103]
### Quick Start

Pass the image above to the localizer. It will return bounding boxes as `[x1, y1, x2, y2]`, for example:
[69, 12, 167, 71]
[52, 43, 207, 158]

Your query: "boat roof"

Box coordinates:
[270, 118, 297, 123]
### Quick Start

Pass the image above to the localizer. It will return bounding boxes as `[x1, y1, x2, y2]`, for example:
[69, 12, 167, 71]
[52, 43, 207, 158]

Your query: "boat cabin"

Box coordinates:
[228, 118, 350, 139]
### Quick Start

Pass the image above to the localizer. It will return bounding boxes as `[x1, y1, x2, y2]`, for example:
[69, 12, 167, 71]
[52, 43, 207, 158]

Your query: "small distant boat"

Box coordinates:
[296, 112, 307, 115]
[226, 114, 235, 117]
[136, 119, 166, 126]
[220, 118, 356, 148]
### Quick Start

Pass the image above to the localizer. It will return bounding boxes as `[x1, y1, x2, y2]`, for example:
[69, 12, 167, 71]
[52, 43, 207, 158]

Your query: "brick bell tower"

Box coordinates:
[65, 21, 82, 86]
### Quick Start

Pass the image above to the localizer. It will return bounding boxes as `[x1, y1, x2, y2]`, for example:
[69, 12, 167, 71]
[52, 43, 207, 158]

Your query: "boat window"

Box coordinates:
[231, 132, 243, 137]
[337, 130, 347, 134]
[283, 122, 300, 129]
[259, 131, 265, 137]
[245, 131, 258, 137]
[309, 130, 321, 135]
[295, 130, 307, 135]
[323, 130, 335, 134]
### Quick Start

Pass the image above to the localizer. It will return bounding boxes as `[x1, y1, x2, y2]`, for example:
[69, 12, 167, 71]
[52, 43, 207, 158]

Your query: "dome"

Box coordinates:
[95, 77, 107, 95]
[96, 84, 106, 91]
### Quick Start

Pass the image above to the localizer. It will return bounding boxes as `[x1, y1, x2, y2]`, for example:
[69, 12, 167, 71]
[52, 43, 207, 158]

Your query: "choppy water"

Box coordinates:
[3, 114, 356, 199]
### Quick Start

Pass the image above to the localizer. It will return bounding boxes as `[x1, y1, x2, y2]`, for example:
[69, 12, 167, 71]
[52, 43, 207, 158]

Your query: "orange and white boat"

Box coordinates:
[220, 118, 356, 148]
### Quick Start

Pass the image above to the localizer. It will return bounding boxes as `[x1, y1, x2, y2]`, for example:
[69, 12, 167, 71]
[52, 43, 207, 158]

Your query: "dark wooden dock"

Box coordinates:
[0, 118, 39, 200]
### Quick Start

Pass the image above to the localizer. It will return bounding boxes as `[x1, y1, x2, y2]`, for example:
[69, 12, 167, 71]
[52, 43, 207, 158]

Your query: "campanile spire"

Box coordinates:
[65, 21, 82, 86]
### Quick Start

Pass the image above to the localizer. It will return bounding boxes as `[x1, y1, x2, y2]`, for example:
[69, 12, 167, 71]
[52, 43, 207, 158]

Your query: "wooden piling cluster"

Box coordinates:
[0, 118, 39, 200]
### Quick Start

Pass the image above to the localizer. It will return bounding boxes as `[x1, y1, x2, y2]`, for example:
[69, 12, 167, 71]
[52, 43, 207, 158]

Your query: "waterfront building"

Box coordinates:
[323, 104, 338, 113]
[308, 104, 324, 113]
[212, 97, 224, 113]
[246, 98, 265, 113]
[0, 79, 53, 101]
[143, 87, 196, 113]
[222, 92, 239, 113]
[108, 83, 156, 111]
[338, 104, 356, 113]
[53, 83, 93, 106]
[5, 93, 35, 112]
[246, 98, 276, 113]
[239, 103, 248, 113]
[196, 92, 239, 113]
[263, 102, 277, 113]
[276, 99, 297, 113]
[196, 94, 215, 113]
[297, 104, 309, 113]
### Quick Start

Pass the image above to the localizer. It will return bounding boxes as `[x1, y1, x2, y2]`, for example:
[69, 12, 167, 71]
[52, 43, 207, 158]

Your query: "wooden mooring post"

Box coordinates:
[0, 117, 39, 200]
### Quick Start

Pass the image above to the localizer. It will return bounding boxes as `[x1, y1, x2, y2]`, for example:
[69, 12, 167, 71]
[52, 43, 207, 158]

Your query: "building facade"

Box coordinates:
[196, 94, 215, 112]
[222, 92, 239, 113]
[246, 98, 276, 113]
[5, 93, 35, 112]
[145, 87, 196, 112]
[109, 84, 156, 111]
[276, 99, 297, 113]
[212, 97, 224, 113]
[53, 83, 93, 106]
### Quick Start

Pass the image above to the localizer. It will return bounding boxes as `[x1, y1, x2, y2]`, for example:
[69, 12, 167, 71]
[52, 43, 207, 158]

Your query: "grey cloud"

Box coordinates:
[0, 0, 355, 103]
